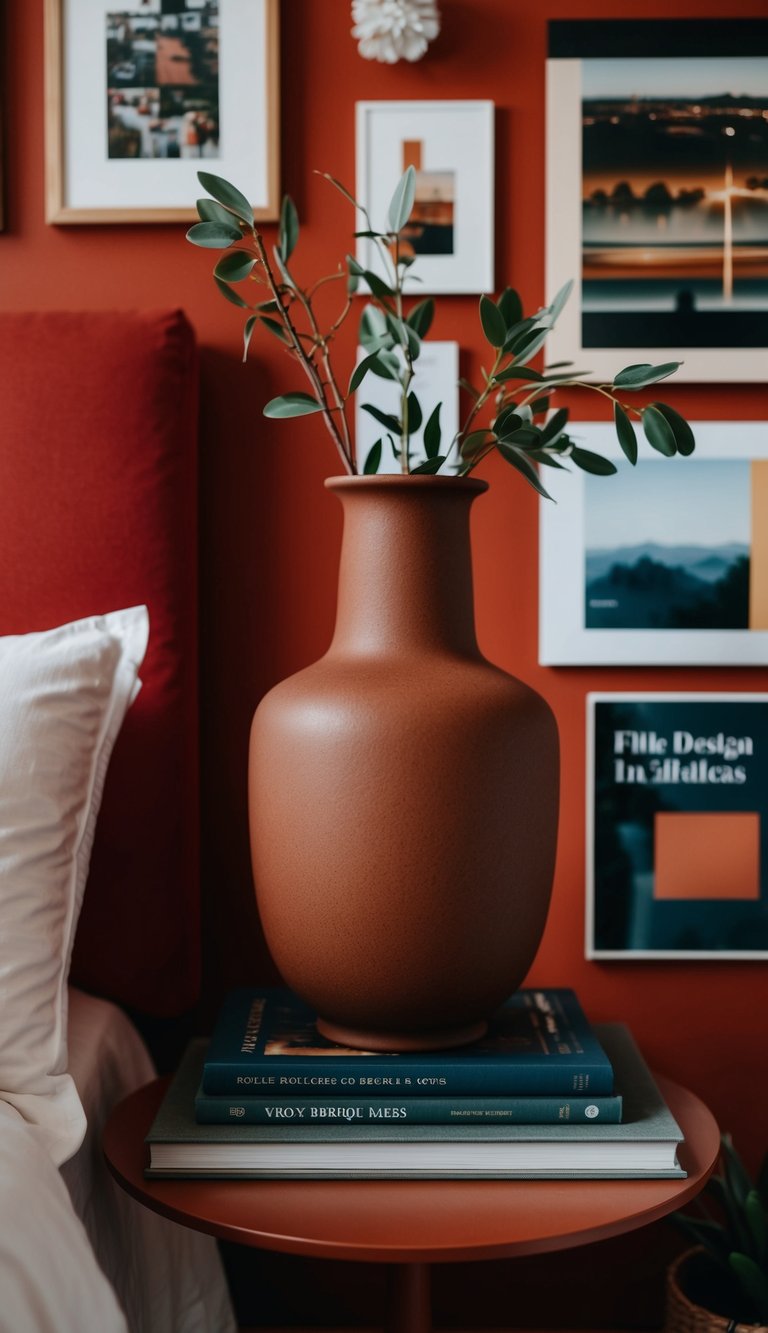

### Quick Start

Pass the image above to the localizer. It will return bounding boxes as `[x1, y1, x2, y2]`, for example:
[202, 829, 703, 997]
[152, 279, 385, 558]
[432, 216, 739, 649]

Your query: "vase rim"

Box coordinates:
[325, 474, 489, 494]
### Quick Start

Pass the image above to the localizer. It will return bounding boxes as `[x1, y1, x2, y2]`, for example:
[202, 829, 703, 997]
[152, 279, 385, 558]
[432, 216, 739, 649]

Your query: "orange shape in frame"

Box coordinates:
[654, 812, 761, 901]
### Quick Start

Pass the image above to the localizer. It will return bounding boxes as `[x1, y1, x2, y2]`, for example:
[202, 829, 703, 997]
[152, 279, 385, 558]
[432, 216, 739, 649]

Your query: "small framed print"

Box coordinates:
[354, 341, 460, 474]
[539, 421, 768, 666]
[587, 692, 768, 960]
[546, 19, 768, 382]
[355, 100, 494, 295]
[44, 0, 279, 224]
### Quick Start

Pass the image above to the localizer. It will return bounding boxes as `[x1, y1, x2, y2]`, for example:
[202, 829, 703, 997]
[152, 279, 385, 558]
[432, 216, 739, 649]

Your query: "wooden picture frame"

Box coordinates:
[546, 19, 768, 383]
[45, 0, 279, 225]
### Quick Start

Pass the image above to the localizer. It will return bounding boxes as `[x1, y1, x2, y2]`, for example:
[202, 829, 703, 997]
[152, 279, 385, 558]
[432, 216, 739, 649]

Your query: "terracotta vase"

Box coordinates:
[248, 475, 559, 1051]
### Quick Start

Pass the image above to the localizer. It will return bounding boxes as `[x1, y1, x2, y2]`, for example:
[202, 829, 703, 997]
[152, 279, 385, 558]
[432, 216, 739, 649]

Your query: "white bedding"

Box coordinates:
[0, 988, 236, 1333]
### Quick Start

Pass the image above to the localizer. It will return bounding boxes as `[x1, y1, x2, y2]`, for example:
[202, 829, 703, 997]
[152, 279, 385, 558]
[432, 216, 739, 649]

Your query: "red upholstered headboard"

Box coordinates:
[0, 309, 199, 1017]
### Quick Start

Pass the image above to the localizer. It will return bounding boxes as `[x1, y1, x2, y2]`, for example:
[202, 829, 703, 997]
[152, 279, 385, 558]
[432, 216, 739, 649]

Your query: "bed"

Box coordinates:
[0, 310, 237, 1333]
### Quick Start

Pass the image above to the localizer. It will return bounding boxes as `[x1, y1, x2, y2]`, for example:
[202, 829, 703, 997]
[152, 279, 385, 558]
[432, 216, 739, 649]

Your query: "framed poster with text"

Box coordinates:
[587, 693, 768, 960]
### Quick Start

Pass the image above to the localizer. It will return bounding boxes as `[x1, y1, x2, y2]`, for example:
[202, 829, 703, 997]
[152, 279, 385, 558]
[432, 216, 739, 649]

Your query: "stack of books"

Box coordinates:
[145, 987, 686, 1180]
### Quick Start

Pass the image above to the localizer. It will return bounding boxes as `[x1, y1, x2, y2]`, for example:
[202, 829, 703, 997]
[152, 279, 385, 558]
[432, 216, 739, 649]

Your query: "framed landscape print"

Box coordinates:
[45, 0, 279, 223]
[355, 100, 494, 295]
[539, 421, 768, 666]
[546, 20, 768, 382]
[587, 693, 768, 960]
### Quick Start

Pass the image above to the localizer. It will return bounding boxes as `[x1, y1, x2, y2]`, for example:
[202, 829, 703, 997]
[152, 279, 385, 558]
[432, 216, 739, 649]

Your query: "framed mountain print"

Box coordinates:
[45, 0, 279, 223]
[588, 692, 768, 959]
[546, 19, 768, 382]
[539, 421, 768, 666]
[356, 100, 494, 294]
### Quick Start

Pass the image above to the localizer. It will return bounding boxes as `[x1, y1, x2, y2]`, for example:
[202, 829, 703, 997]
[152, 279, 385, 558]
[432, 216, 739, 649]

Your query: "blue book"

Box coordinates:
[201, 988, 614, 1097]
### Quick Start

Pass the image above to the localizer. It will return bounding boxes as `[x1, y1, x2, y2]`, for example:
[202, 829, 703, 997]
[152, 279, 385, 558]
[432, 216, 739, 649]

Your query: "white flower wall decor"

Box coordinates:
[351, 0, 440, 64]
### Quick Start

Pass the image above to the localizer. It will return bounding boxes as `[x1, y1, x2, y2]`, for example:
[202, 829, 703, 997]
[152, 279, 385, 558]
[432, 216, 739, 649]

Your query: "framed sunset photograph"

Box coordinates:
[539, 421, 768, 665]
[355, 100, 494, 295]
[546, 19, 768, 381]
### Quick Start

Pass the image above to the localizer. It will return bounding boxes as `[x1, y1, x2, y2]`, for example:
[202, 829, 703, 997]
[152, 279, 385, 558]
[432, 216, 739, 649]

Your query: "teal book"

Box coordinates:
[146, 1024, 683, 1179]
[194, 1091, 623, 1126]
[200, 988, 614, 1096]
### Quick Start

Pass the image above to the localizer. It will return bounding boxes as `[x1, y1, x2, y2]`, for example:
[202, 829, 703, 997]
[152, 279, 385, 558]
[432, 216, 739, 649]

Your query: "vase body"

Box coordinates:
[248, 475, 559, 1051]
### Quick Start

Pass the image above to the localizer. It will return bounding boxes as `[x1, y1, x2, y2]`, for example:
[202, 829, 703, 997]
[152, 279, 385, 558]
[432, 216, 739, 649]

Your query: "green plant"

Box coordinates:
[186, 167, 695, 494]
[673, 1133, 768, 1324]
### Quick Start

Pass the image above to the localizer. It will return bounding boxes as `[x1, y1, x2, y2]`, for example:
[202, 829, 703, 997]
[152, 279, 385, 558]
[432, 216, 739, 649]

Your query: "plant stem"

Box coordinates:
[252, 232, 354, 474]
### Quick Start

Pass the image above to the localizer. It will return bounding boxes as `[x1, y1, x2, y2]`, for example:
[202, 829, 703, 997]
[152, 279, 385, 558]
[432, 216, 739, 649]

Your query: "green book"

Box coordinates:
[145, 1024, 685, 1180]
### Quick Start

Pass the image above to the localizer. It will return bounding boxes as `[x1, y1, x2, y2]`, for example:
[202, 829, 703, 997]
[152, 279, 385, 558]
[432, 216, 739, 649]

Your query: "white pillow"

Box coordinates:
[0, 607, 149, 1165]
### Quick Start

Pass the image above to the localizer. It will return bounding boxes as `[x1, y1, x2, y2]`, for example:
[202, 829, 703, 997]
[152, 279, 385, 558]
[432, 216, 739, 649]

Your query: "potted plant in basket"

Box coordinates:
[669, 1134, 768, 1332]
[186, 168, 695, 1053]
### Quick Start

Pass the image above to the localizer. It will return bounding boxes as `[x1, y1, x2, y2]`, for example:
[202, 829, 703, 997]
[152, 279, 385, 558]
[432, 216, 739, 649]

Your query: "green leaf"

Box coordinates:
[527, 449, 569, 469]
[669, 1214, 730, 1268]
[364, 270, 396, 304]
[613, 360, 681, 390]
[361, 403, 402, 435]
[503, 316, 539, 351]
[547, 278, 574, 322]
[186, 220, 242, 249]
[493, 364, 544, 385]
[320, 172, 364, 211]
[497, 442, 554, 501]
[541, 407, 569, 445]
[642, 404, 677, 456]
[263, 392, 324, 419]
[214, 276, 251, 309]
[498, 287, 523, 329]
[385, 313, 421, 359]
[460, 429, 493, 461]
[494, 405, 523, 439]
[728, 1252, 768, 1320]
[388, 165, 417, 234]
[354, 229, 387, 239]
[272, 245, 295, 289]
[746, 1190, 768, 1264]
[196, 197, 239, 226]
[259, 316, 289, 343]
[654, 402, 696, 456]
[214, 250, 256, 282]
[242, 314, 258, 362]
[407, 298, 435, 338]
[479, 294, 507, 348]
[411, 455, 446, 475]
[359, 304, 392, 352]
[530, 396, 551, 416]
[423, 403, 442, 458]
[570, 446, 618, 476]
[512, 326, 550, 367]
[278, 195, 299, 263]
[363, 439, 382, 475]
[614, 401, 638, 465]
[348, 352, 382, 394]
[197, 171, 253, 226]
[367, 349, 401, 381]
[721, 1135, 755, 1210]
[346, 253, 363, 294]
[256, 299, 280, 313]
[406, 392, 422, 435]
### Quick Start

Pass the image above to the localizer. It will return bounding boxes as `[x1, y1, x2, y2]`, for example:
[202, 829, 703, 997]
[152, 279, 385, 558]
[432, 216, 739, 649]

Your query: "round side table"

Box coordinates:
[103, 1075, 719, 1333]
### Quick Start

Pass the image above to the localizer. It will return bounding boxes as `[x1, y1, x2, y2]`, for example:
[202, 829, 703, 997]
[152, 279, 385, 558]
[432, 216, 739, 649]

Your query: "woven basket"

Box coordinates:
[666, 1248, 768, 1333]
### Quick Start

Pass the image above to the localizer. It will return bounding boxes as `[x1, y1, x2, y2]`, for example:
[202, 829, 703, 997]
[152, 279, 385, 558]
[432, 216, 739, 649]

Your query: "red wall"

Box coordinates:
[5, 0, 767, 1199]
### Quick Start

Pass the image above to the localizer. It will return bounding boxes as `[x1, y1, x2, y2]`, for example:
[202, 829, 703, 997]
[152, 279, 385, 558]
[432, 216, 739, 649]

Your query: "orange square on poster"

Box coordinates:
[654, 812, 761, 900]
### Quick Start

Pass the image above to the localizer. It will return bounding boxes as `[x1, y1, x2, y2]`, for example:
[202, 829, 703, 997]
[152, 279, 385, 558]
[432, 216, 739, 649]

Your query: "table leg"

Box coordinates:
[387, 1261, 431, 1333]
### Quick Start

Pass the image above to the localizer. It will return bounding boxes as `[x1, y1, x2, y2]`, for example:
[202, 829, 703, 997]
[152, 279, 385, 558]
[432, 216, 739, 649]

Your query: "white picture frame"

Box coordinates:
[545, 20, 768, 383]
[539, 421, 768, 666]
[587, 691, 768, 960]
[45, 0, 279, 223]
[355, 100, 494, 295]
[354, 341, 460, 475]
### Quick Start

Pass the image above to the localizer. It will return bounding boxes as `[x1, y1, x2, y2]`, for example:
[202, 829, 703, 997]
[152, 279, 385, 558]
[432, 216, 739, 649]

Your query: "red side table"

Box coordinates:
[103, 1074, 719, 1333]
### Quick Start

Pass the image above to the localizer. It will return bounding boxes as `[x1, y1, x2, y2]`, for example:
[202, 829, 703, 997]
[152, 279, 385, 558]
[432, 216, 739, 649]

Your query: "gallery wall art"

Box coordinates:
[355, 100, 494, 294]
[539, 421, 768, 666]
[546, 19, 768, 382]
[587, 692, 768, 960]
[45, 0, 279, 223]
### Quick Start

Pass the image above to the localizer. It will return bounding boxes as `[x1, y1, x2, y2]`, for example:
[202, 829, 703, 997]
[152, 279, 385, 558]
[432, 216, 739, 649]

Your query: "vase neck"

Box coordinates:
[327, 477, 485, 658]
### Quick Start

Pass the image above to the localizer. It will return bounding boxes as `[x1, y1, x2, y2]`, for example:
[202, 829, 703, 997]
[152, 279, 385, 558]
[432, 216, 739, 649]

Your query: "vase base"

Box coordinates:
[315, 1016, 489, 1053]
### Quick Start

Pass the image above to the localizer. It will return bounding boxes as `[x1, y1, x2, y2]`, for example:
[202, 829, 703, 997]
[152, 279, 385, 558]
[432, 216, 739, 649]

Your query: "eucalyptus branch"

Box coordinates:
[187, 169, 694, 491]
